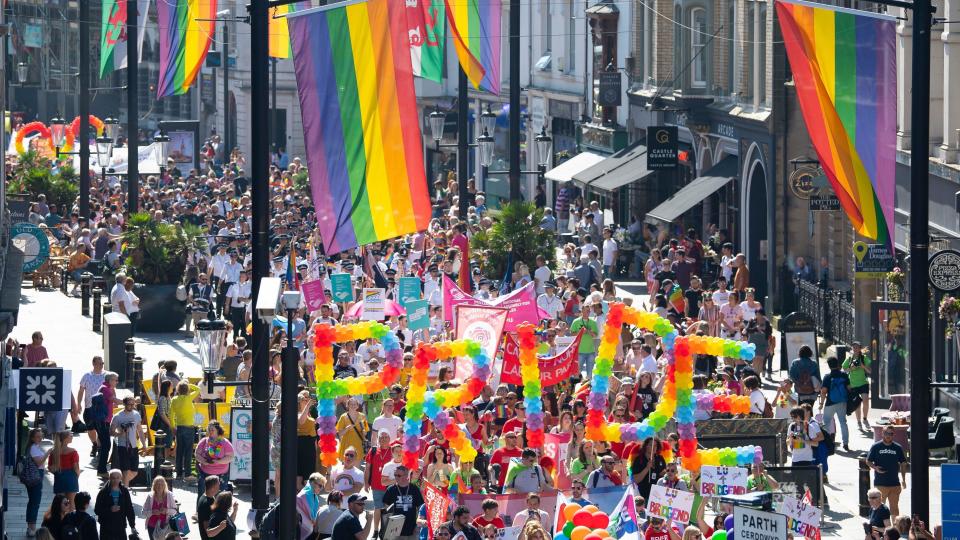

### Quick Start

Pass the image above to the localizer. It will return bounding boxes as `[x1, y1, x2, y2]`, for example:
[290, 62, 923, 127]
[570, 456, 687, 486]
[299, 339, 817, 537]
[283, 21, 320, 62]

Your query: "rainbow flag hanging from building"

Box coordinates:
[269, 1, 310, 59]
[157, 0, 217, 97]
[444, 0, 502, 94]
[288, 0, 432, 254]
[776, 0, 896, 246]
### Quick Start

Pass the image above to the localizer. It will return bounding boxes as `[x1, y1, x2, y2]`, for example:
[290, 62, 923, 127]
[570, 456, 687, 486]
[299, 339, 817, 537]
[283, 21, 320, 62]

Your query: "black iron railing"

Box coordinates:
[797, 280, 855, 345]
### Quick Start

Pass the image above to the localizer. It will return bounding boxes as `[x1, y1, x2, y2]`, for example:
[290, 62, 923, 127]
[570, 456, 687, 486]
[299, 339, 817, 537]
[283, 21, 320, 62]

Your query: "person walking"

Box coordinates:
[843, 341, 873, 429]
[818, 357, 852, 452]
[60, 491, 99, 540]
[92, 372, 121, 477]
[788, 345, 821, 406]
[866, 427, 908, 518]
[143, 477, 177, 539]
[297, 473, 326, 540]
[197, 476, 221, 540]
[25, 428, 49, 537]
[382, 465, 425, 540]
[94, 469, 136, 539]
[76, 356, 105, 458]
[154, 380, 175, 471]
[206, 491, 239, 540]
[786, 406, 822, 467]
[570, 309, 598, 378]
[195, 421, 235, 495]
[48, 431, 80, 504]
[110, 397, 146, 487]
[41, 494, 72, 540]
[171, 381, 201, 482]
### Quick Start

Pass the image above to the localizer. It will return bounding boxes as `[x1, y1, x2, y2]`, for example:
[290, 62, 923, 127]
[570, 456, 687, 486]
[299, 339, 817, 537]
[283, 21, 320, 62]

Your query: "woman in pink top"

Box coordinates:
[194, 421, 235, 495]
[23, 331, 49, 367]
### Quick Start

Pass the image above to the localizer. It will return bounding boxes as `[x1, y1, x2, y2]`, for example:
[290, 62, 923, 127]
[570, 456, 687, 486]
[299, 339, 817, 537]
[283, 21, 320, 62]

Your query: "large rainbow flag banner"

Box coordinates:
[444, 0, 502, 94]
[288, 0, 432, 254]
[157, 0, 217, 97]
[776, 0, 896, 245]
[269, 1, 311, 59]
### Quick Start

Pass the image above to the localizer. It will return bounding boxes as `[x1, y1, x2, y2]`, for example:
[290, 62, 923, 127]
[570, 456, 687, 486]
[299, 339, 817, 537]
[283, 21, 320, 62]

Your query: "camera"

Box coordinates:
[121, 422, 134, 431]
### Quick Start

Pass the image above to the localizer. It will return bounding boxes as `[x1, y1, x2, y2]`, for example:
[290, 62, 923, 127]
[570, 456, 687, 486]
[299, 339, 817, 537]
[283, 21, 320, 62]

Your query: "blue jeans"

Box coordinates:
[578, 353, 595, 378]
[175, 426, 196, 477]
[822, 402, 849, 445]
[26, 481, 42, 524]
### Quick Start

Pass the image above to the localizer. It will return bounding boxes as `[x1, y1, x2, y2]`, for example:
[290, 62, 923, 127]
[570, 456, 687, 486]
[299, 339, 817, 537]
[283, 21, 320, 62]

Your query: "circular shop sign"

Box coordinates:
[929, 249, 960, 292]
[11, 222, 50, 272]
[789, 167, 818, 200]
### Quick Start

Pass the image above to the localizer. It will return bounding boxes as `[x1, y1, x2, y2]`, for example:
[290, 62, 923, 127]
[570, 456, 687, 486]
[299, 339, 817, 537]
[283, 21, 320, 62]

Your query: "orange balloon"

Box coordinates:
[595, 531, 611, 538]
[571, 526, 592, 540]
[581, 505, 599, 514]
[562, 503, 582, 522]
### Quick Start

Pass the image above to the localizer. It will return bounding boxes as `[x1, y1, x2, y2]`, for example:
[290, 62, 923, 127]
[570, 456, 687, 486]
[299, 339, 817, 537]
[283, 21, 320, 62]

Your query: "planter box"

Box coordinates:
[134, 283, 186, 333]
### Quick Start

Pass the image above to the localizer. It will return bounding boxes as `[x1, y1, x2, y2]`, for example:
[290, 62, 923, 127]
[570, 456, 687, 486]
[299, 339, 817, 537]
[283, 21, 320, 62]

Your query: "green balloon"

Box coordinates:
[711, 531, 727, 540]
[563, 522, 575, 537]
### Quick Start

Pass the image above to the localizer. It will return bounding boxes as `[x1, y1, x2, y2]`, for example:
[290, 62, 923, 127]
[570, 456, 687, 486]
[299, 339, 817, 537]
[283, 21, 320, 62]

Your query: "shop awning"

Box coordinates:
[645, 156, 738, 224]
[572, 142, 654, 193]
[544, 152, 606, 183]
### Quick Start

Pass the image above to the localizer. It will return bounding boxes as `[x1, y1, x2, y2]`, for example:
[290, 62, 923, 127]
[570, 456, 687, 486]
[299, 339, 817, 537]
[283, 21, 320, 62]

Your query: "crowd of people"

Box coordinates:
[8, 137, 932, 540]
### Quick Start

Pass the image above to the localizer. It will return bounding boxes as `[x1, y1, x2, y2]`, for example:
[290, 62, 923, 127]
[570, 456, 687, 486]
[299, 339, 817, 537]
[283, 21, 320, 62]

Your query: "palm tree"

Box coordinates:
[121, 212, 207, 284]
[470, 201, 556, 280]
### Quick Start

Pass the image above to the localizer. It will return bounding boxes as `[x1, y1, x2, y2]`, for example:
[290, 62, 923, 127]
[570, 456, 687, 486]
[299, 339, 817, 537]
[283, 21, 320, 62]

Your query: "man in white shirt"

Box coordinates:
[226, 270, 251, 339]
[217, 251, 243, 318]
[357, 338, 384, 364]
[536, 282, 564, 321]
[719, 243, 735, 283]
[326, 447, 364, 499]
[423, 265, 442, 306]
[110, 274, 129, 314]
[371, 400, 402, 439]
[513, 493, 549, 526]
[533, 255, 552, 296]
[601, 228, 619, 278]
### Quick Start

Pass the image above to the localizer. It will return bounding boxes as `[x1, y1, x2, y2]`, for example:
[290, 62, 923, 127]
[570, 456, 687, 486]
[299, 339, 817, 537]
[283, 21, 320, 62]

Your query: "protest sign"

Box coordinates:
[443, 275, 549, 331]
[734, 507, 788, 540]
[454, 304, 508, 380]
[398, 276, 422, 306]
[776, 495, 821, 539]
[544, 432, 572, 489]
[647, 485, 695, 524]
[330, 273, 353, 303]
[422, 481, 448, 539]
[300, 279, 326, 312]
[700, 465, 749, 497]
[500, 330, 583, 386]
[362, 288, 386, 320]
[406, 299, 430, 331]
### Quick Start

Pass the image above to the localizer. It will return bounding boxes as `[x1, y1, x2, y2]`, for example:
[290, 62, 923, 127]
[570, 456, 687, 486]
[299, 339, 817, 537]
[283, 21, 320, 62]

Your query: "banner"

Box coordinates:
[406, 299, 431, 331]
[454, 304, 508, 381]
[301, 279, 326, 312]
[582, 486, 631, 516]
[500, 330, 583, 386]
[71, 142, 164, 174]
[330, 273, 354, 303]
[13, 368, 71, 412]
[398, 276, 422, 306]
[544, 432, 572, 490]
[776, 495, 821, 539]
[443, 275, 549, 332]
[734, 507, 788, 540]
[422, 480, 448, 539]
[606, 485, 641, 540]
[229, 407, 277, 481]
[460, 491, 558, 528]
[362, 288, 386, 321]
[647, 485, 695, 524]
[99, 0, 150, 77]
[699, 465, 749, 497]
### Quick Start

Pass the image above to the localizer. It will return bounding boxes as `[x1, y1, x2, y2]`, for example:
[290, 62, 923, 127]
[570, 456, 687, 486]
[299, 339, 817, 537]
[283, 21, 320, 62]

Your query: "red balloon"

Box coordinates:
[572, 510, 593, 528]
[590, 513, 610, 530]
[583, 534, 603, 540]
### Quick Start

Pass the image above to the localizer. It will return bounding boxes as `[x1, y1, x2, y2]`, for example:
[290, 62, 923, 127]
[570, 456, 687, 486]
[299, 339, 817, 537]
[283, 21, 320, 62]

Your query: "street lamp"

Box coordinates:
[535, 128, 553, 167]
[153, 131, 170, 187]
[479, 106, 497, 137]
[196, 319, 229, 394]
[96, 135, 115, 183]
[278, 290, 302, 540]
[103, 117, 120, 142]
[481, 127, 553, 187]
[50, 116, 68, 157]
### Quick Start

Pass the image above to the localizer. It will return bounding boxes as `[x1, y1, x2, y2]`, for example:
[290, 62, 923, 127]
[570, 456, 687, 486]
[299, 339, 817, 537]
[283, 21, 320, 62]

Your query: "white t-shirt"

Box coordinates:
[789, 420, 821, 463]
[602, 238, 618, 266]
[720, 255, 735, 282]
[640, 355, 658, 375]
[329, 465, 364, 493]
[533, 265, 552, 295]
[79, 371, 106, 407]
[372, 415, 402, 439]
[30, 444, 46, 471]
[111, 410, 142, 448]
[712, 289, 731, 306]
[750, 389, 767, 415]
[381, 460, 403, 483]
[513, 509, 549, 526]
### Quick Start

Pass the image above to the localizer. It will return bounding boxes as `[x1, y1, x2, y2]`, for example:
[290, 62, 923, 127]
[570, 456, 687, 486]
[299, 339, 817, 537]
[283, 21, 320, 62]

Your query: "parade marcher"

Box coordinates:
[93, 470, 136, 539]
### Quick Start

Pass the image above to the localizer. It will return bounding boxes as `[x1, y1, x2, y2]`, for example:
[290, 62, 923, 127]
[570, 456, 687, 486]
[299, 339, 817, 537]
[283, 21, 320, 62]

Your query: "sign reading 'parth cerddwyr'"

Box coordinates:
[734, 507, 788, 540]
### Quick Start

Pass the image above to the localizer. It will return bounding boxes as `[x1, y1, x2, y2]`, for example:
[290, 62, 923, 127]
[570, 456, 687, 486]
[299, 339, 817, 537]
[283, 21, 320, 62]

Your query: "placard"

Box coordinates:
[362, 288, 386, 320]
[229, 407, 276, 481]
[398, 276, 422, 306]
[942, 464, 960, 539]
[330, 273, 354, 303]
[647, 485, 695, 524]
[699, 465, 748, 497]
[301, 279, 326, 312]
[647, 126, 678, 169]
[775, 495, 821, 539]
[459, 491, 558, 528]
[734, 507, 788, 540]
[853, 241, 895, 278]
[422, 480, 448, 539]
[406, 299, 430, 331]
[454, 304, 508, 380]
[778, 312, 819, 374]
[383, 515, 405, 540]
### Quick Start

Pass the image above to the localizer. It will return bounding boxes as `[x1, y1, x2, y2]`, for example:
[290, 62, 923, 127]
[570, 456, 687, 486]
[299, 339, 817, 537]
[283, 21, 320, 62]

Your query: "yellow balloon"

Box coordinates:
[571, 526, 591, 540]
[563, 503, 582, 521]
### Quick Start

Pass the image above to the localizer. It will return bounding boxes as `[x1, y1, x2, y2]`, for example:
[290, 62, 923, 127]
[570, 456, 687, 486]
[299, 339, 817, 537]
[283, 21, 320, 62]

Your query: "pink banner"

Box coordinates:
[454, 304, 508, 381]
[301, 279, 326, 312]
[422, 480, 449, 539]
[544, 432, 572, 490]
[500, 330, 583, 386]
[443, 275, 549, 332]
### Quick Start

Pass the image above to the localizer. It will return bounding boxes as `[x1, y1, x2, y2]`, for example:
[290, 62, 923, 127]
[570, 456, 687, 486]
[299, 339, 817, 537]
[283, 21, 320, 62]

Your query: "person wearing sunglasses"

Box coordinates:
[586, 456, 624, 489]
[866, 427, 907, 517]
[381, 466, 424, 540]
[326, 447, 364, 502]
[331, 494, 373, 540]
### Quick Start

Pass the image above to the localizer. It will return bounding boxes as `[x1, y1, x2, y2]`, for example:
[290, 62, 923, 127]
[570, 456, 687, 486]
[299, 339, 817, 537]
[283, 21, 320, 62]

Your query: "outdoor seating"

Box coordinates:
[929, 416, 956, 459]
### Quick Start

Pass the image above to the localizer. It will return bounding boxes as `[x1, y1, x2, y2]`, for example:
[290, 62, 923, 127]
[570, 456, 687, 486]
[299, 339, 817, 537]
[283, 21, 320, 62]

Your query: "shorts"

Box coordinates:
[82, 409, 97, 429]
[112, 445, 140, 472]
[877, 484, 902, 499]
[851, 383, 869, 396]
[372, 489, 386, 510]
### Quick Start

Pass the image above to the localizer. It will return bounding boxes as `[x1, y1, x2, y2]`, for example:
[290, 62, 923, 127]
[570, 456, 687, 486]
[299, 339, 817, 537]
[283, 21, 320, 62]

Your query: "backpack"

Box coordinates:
[60, 512, 89, 540]
[257, 501, 281, 540]
[89, 392, 109, 423]
[18, 452, 42, 487]
[761, 399, 774, 418]
[828, 376, 848, 404]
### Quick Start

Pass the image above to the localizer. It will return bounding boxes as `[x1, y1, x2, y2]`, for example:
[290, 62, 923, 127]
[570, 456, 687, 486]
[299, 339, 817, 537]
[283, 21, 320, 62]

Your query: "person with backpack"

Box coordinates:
[24, 428, 50, 537]
[819, 356, 852, 452]
[60, 491, 99, 540]
[503, 449, 554, 494]
[90, 372, 121, 477]
[788, 345, 821, 406]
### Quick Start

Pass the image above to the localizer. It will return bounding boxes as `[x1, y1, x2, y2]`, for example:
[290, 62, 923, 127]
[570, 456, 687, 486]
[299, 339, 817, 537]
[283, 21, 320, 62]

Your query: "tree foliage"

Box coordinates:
[121, 212, 207, 284]
[470, 200, 556, 280]
[5, 151, 79, 209]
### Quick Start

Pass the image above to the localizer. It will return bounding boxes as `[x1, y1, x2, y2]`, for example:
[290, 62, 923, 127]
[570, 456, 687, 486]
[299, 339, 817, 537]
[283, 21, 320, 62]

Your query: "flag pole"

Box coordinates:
[127, 0, 139, 213]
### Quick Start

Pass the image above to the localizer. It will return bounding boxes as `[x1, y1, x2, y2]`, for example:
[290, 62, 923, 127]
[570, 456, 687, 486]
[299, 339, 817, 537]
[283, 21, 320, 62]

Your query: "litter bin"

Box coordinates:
[103, 312, 132, 385]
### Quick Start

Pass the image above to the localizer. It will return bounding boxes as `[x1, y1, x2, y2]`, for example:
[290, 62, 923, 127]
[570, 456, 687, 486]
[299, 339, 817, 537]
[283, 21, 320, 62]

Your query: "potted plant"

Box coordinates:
[120, 212, 207, 332]
[939, 295, 960, 337]
[470, 200, 556, 281]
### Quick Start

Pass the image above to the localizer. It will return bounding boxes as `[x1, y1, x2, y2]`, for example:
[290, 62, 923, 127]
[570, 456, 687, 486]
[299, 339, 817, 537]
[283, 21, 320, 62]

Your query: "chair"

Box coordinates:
[889, 394, 911, 413]
[929, 417, 956, 459]
[930, 408, 950, 433]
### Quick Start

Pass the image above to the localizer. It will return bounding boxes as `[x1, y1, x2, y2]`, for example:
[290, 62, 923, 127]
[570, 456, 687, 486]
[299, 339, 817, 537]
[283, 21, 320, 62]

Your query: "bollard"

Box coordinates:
[153, 429, 167, 477]
[102, 302, 112, 315]
[92, 288, 102, 332]
[130, 355, 144, 398]
[92, 276, 107, 295]
[60, 267, 68, 293]
[124, 340, 136, 388]
[80, 273, 92, 316]
[859, 458, 871, 517]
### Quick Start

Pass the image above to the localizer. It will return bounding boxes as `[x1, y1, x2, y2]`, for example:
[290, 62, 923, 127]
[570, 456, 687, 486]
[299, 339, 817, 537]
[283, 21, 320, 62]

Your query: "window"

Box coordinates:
[568, 0, 576, 73]
[541, 0, 552, 60]
[691, 8, 707, 88]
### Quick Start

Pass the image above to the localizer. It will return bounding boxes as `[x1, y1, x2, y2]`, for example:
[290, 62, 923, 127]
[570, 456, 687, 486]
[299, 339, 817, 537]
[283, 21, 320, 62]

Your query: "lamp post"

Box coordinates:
[479, 127, 552, 190]
[96, 136, 115, 185]
[279, 290, 301, 540]
[16, 62, 27, 86]
[50, 116, 67, 158]
[428, 86, 477, 218]
[196, 319, 229, 395]
[153, 132, 170, 190]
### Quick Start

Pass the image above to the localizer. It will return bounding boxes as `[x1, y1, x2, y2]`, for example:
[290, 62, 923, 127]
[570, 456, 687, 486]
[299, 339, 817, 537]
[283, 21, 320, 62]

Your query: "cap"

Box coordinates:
[428, 264, 439, 272]
[544, 281, 557, 289]
[385, 268, 397, 276]
[347, 494, 368, 504]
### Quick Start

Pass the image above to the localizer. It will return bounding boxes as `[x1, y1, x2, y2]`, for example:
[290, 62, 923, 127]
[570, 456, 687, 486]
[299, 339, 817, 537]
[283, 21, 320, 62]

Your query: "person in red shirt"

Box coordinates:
[472, 499, 505, 529]
[488, 432, 522, 492]
[364, 430, 394, 534]
[644, 517, 680, 540]
[501, 402, 525, 436]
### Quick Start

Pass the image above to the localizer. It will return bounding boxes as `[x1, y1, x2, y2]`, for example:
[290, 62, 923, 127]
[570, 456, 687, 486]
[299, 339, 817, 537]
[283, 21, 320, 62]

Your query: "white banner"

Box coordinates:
[362, 288, 386, 321]
[776, 495, 821, 539]
[74, 143, 164, 174]
[699, 465, 749, 497]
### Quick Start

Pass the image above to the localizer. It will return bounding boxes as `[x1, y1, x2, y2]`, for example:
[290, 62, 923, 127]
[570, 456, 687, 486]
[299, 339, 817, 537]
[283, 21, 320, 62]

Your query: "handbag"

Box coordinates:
[151, 523, 173, 540]
[149, 410, 166, 432]
[170, 512, 190, 536]
[346, 413, 369, 454]
[847, 392, 863, 415]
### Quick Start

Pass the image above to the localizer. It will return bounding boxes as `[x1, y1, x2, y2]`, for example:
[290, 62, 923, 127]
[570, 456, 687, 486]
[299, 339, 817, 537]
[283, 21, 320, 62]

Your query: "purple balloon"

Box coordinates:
[724, 515, 735, 531]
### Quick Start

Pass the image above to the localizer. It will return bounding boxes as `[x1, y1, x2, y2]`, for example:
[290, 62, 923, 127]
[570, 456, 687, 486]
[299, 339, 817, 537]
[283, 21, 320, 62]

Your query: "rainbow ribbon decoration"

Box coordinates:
[775, 0, 896, 245]
[156, 0, 216, 97]
[585, 303, 762, 472]
[402, 339, 491, 468]
[313, 322, 403, 466]
[516, 324, 544, 448]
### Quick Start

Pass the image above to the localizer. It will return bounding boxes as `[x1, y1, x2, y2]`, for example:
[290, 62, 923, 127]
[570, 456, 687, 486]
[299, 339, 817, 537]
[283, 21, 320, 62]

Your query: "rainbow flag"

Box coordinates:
[444, 0, 502, 94]
[269, 1, 311, 59]
[288, 0, 432, 254]
[776, 0, 896, 245]
[157, 0, 217, 97]
[287, 243, 300, 290]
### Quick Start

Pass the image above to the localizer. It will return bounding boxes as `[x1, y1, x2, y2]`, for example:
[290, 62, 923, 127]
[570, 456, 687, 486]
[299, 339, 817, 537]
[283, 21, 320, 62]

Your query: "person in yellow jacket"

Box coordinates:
[170, 381, 200, 481]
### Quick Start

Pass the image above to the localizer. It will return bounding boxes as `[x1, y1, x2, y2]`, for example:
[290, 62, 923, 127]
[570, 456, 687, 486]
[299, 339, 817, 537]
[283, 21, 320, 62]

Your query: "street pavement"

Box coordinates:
[3, 282, 946, 538]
